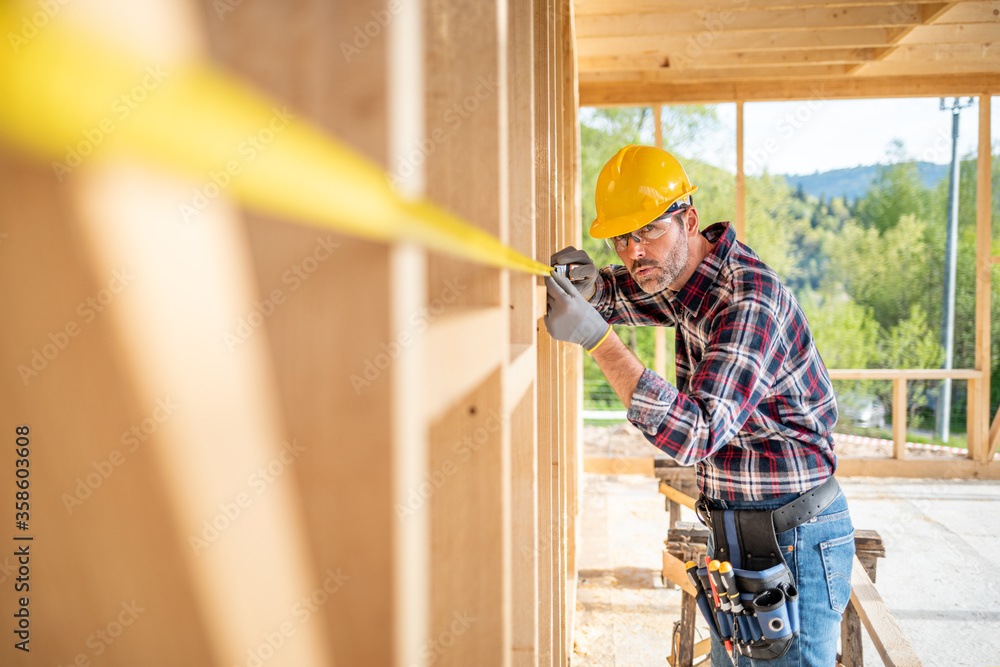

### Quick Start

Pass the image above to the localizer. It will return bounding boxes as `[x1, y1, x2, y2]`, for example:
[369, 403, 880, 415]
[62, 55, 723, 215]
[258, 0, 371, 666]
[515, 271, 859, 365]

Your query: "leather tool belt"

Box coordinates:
[691, 476, 841, 661]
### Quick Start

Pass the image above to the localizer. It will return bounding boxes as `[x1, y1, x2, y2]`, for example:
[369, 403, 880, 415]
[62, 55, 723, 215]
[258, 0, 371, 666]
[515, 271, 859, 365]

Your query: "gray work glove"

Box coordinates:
[544, 272, 611, 353]
[550, 246, 599, 300]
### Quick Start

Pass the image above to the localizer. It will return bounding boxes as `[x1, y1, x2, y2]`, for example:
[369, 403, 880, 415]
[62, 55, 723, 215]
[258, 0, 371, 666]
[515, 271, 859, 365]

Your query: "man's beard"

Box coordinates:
[630, 230, 689, 294]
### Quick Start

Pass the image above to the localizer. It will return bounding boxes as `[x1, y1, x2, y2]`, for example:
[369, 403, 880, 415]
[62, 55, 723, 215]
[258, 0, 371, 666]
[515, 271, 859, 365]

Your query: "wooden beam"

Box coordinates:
[580, 47, 878, 73]
[736, 100, 745, 243]
[573, 0, 978, 14]
[576, 5, 924, 39]
[583, 456, 656, 475]
[576, 28, 900, 58]
[837, 458, 1000, 478]
[658, 480, 697, 511]
[579, 73, 1000, 105]
[580, 64, 854, 84]
[849, 557, 925, 667]
[848, 2, 956, 76]
[424, 308, 506, 421]
[859, 58, 1000, 77]
[977, 95, 996, 463]
[892, 378, 907, 460]
[661, 550, 699, 597]
[828, 369, 982, 380]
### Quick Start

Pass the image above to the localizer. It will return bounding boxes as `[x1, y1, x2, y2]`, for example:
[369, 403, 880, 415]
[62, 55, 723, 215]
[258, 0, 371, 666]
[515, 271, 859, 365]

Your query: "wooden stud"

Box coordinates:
[892, 378, 907, 460]
[736, 100, 746, 243]
[579, 73, 1000, 106]
[975, 96, 995, 462]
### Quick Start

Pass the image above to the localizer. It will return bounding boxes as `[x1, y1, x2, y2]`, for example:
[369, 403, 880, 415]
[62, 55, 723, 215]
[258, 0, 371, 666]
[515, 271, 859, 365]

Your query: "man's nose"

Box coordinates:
[627, 238, 645, 260]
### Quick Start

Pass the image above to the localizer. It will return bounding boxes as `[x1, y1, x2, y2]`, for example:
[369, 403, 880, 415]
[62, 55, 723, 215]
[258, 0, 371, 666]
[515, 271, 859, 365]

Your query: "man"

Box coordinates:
[544, 145, 854, 666]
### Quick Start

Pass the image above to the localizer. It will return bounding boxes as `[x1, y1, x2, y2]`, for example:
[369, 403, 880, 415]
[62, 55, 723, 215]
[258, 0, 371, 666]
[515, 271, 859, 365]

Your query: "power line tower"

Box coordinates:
[936, 96, 975, 442]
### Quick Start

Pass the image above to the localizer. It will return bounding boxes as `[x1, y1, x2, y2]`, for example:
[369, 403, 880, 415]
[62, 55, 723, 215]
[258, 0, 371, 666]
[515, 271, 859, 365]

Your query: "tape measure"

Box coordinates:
[0, 4, 553, 277]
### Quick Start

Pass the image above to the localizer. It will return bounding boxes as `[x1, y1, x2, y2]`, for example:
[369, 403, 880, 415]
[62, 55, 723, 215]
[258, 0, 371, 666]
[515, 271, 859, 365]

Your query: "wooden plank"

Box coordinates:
[659, 480, 698, 511]
[837, 458, 1000, 478]
[583, 456, 656, 475]
[508, 344, 539, 412]
[575, 5, 926, 38]
[841, 604, 865, 667]
[534, 2, 558, 663]
[935, 0, 1000, 23]
[206, 2, 435, 664]
[859, 57, 1000, 76]
[829, 368, 982, 380]
[662, 551, 699, 597]
[576, 28, 899, 59]
[579, 64, 854, 84]
[578, 73, 1000, 105]
[850, 557, 924, 667]
[511, 386, 540, 665]
[574, 0, 977, 14]
[976, 95, 995, 463]
[580, 47, 878, 73]
[847, 2, 957, 76]
[736, 100, 746, 242]
[429, 370, 510, 667]
[892, 377, 907, 460]
[424, 308, 506, 421]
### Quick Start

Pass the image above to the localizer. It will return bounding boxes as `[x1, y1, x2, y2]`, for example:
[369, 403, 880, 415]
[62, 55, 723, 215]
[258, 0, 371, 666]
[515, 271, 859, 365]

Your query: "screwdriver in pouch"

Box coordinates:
[720, 561, 755, 644]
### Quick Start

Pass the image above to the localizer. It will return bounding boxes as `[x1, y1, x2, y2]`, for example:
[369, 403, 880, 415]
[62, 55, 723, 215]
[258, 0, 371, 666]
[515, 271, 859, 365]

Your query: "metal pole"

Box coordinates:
[936, 98, 971, 442]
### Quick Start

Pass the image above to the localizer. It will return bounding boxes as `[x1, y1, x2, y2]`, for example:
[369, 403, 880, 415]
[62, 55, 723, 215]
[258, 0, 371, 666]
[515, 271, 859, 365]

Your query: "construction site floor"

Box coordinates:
[571, 472, 1000, 667]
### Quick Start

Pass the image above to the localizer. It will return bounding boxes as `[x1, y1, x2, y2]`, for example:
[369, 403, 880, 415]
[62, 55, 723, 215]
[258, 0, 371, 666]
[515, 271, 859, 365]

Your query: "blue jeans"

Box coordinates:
[707, 488, 855, 667]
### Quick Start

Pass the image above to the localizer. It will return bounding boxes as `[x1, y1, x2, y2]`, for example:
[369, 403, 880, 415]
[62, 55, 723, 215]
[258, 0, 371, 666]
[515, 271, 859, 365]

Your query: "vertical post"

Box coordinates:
[508, 1, 539, 664]
[425, 0, 512, 664]
[533, 1, 558, 663]
[735, 100, 746, 243]
[973, 95, 993, 462]
[654, 103, 668, 381]
[893, 377, 907, 460]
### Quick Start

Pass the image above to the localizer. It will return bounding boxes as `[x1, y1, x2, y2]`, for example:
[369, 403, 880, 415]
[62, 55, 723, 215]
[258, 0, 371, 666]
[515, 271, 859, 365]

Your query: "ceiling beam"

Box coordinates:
[573, 0, 978, 15]
[575, 5, 926, 38]
[848, 2, 957, 75]
[578, 73, 1000, 105]
[579, 64, 855, 84]
[579, 47, 878, 72]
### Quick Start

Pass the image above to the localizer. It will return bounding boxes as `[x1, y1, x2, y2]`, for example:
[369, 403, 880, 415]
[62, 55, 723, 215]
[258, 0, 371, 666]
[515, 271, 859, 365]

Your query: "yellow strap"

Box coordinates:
[586, 325, 613, 354]
[0, 6, 552, 277]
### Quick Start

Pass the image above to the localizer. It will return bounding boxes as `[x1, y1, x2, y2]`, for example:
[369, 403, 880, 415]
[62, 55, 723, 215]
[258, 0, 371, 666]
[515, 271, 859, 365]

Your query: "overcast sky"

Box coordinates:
[682, 96, 999, 176]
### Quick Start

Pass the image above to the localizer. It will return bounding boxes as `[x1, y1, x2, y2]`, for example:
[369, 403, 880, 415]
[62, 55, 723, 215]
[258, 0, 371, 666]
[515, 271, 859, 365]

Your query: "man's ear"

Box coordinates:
[683, 207, 700, 235]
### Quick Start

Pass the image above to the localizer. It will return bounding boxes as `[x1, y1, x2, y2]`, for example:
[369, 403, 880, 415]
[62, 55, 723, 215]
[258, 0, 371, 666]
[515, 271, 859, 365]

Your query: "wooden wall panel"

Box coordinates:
[203, 1, 430, 665]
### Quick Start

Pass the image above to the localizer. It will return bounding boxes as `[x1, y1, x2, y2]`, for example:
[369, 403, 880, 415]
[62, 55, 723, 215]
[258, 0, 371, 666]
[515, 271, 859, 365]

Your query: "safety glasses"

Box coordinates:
[605, 206, 687, 253]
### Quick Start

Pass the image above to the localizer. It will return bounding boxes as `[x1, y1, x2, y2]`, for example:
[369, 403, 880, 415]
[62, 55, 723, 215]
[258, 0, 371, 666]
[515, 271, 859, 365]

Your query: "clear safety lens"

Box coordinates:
[606, 214, 678, 252]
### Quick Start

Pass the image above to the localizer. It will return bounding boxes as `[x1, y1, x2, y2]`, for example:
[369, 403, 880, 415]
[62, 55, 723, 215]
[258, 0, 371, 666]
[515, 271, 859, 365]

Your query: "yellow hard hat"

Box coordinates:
[589, 145, 698, 239]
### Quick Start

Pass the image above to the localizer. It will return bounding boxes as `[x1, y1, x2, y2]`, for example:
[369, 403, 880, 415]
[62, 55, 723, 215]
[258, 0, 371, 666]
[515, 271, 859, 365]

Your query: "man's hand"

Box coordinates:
[544, 272, 611, 353]
[550, 246, 598, 300]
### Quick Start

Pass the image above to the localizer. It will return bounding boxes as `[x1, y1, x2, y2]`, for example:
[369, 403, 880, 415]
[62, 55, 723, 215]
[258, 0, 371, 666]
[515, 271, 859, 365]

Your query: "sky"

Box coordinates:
[675, 96, 1000, 177]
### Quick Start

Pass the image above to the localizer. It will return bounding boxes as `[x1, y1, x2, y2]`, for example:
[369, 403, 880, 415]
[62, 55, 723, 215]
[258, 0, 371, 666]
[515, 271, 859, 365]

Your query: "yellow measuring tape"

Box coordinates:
[0, 6, 552, 276]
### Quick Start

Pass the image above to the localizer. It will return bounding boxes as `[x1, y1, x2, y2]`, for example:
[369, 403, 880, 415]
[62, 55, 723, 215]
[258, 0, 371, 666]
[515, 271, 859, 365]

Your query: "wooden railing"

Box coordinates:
[827, 369, 988, 463]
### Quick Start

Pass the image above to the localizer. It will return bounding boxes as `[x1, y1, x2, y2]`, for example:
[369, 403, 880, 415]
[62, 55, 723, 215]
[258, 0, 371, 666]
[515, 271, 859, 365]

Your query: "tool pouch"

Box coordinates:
[707, 508, 801, 661]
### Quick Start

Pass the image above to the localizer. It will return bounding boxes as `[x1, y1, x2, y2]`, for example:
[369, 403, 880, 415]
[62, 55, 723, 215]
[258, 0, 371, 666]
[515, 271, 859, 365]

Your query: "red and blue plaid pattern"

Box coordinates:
[590, 222, 838, 501]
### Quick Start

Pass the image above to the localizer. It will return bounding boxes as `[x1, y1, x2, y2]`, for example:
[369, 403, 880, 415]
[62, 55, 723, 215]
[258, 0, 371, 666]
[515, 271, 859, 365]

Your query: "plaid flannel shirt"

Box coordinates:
[589, 222, 838, 501]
